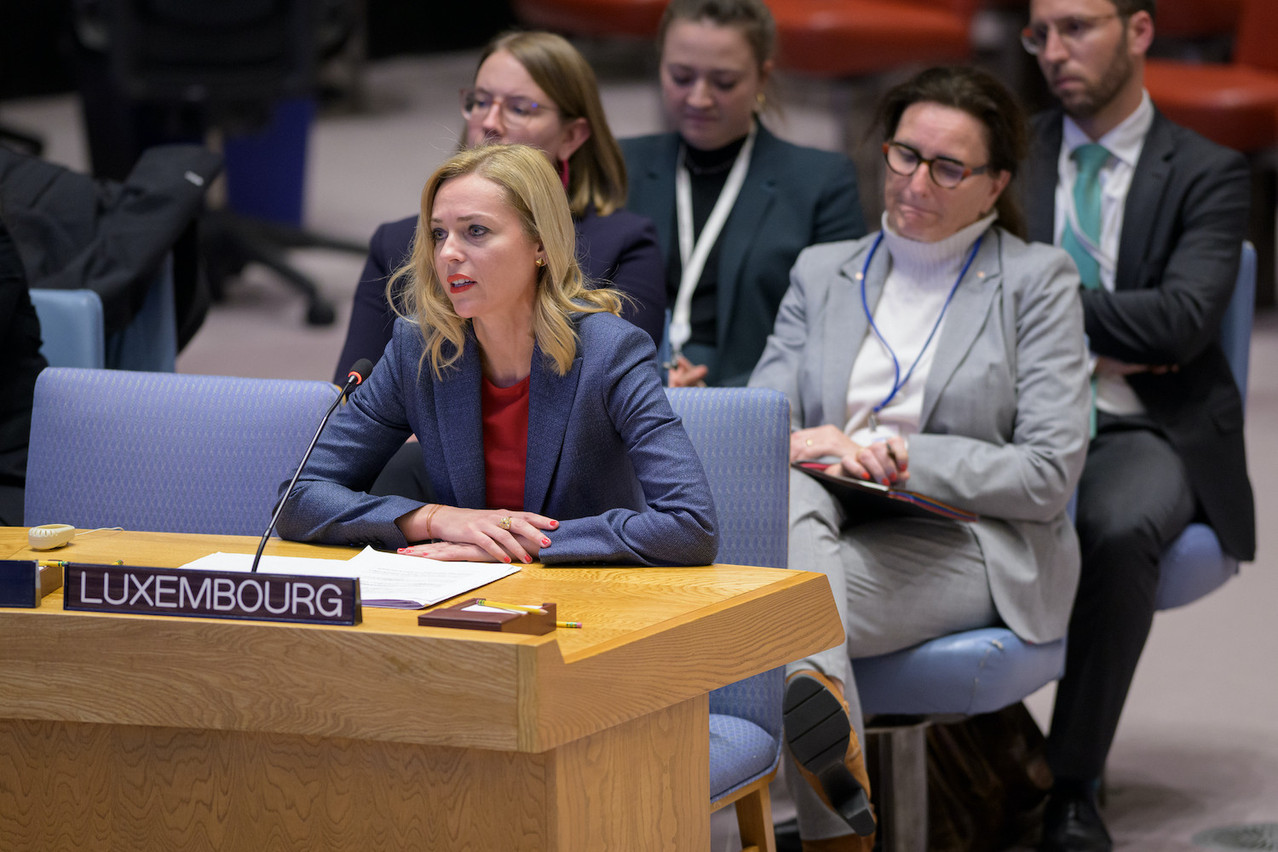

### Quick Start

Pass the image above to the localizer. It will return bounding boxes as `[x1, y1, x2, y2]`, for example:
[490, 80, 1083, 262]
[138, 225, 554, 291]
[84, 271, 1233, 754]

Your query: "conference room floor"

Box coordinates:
[5, 47, 1276, 852]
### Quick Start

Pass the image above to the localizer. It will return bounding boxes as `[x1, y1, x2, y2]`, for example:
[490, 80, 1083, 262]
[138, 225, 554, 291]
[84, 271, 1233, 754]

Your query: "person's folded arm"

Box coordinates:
[1082, 148, 1248, 366]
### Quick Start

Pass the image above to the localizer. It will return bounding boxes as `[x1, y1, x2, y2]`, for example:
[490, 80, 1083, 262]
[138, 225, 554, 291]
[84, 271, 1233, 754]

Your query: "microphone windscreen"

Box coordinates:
[347, 359, 374, 386]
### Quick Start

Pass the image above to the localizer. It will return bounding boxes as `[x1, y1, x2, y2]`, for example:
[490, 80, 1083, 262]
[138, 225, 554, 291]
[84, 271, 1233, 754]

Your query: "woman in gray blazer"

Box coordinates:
[749, 67, 1090, 849]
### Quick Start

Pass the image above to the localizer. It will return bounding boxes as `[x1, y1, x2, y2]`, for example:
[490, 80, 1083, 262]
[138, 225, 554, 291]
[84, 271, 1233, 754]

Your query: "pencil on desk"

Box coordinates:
[556, 621, 582, 629]
[474, 599, 547, 614]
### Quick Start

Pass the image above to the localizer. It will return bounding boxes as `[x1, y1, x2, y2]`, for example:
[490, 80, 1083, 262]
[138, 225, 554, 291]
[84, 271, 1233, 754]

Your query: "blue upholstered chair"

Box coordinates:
[24, 368, 339, 536]
[848, 241, 1257, 852]
[667, 386, 791, 852]
[1155, 240, 1254, 611]
[31, 257, 179, 373]
[30, 289, 106, 369]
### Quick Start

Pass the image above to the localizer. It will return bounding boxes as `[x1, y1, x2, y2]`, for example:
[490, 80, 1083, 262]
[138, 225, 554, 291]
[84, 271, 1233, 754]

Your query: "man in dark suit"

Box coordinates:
[1023, 1, 1255, 849]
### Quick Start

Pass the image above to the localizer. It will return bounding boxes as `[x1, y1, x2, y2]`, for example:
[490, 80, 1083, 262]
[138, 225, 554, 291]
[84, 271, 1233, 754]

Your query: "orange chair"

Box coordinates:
[509, 0, 665, 38]
[1144, 0, 1278, 304]
[769, 0, 975, 78]
[1145, 0, 1278, 154]
[1155, 0, 1242, 40]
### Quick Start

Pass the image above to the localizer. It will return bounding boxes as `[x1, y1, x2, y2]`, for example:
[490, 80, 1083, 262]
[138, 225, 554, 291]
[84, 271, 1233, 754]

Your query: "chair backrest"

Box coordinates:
[1220, 240, 1255, 406]
[25, 368, 338, 536]
[105, 254, 178, 372]
[29, 289, 106, 369]
[1237, 0, 1278, 71]
[106, 0, 315, 108]
[665, 387, 791, 571]
[666, 387, 791, 736]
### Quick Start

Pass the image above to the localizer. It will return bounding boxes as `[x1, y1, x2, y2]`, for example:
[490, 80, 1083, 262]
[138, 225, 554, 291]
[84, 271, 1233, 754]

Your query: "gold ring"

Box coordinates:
[805, 438, 813, 447]
[499, 516, 512, 530]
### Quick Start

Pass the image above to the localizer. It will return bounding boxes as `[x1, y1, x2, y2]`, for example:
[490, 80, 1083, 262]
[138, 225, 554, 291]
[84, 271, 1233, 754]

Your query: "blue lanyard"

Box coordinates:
[859, 231, 984, 426]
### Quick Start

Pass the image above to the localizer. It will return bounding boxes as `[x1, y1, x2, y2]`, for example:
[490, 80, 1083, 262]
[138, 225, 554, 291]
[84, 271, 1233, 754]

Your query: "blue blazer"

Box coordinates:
[279, 311, 719, 566]
[622, 124, 866, 386]
[333, 207, 667, 383]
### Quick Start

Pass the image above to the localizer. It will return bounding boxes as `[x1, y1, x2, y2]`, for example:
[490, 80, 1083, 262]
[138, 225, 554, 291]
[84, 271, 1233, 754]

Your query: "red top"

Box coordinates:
[481, 374, 530, 510]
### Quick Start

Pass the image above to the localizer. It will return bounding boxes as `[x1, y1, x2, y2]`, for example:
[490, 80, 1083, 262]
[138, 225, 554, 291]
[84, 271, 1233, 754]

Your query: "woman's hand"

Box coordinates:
[791, 425, 859, 462]
[395, 505, 558, 564]
[836, 436, 910, 486]
[397, 541, 530, 563]
[667, 355, 709, 388]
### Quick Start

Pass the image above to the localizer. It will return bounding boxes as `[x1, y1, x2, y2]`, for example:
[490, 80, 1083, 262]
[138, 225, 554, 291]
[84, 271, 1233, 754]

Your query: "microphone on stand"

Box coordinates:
[250, 358, 374, 573]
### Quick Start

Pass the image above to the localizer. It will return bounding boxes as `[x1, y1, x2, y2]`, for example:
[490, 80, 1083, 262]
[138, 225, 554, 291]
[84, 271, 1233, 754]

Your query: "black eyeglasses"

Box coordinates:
[882, 141, 989, 189]
[459, 89, 557, 126]
[1021, 13, 1119, 55]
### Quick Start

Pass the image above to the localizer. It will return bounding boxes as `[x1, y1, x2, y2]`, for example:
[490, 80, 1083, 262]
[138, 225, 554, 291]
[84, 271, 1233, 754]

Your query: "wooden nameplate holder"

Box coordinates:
[418, 599, 556, 635]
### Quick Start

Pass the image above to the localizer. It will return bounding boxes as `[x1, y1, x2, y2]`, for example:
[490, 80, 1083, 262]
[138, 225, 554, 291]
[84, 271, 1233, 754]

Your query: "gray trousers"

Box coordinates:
[784, 469, 999, 840]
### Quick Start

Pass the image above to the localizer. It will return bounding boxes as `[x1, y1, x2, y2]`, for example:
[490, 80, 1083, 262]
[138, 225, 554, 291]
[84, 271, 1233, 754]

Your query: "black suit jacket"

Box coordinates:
[1025, 107, 1255, 560]
[622, 124, 865, 386]
[0, 144, 221, 333]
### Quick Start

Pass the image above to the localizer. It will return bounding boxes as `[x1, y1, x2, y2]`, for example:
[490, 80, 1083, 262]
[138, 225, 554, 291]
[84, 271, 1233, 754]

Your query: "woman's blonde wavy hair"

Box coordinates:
[389, 144, 624, 380]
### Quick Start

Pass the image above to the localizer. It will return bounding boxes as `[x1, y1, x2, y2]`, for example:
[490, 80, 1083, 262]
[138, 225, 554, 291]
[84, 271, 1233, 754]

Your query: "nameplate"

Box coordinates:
[63, 563, 362, 626]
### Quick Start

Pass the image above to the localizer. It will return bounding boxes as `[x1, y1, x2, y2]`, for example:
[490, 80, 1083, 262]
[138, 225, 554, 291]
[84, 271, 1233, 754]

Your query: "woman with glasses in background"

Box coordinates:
[622, 0, 865, 388]
[333, 30, 667, 500]
[335, 30, 666, 382]
[749, 66, 1090, 851]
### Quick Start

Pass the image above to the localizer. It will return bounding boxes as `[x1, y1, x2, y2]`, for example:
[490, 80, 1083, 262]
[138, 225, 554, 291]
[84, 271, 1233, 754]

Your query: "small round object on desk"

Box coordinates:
[28, 524, 75, 551]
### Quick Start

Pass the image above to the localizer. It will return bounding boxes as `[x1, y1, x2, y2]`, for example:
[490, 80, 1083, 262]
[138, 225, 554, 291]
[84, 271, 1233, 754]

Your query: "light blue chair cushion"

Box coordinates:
[1151, 240, 1253, 612]
[30, 289, 106, 369]
[25, 368, 338, 536]
[709, 713, 780, 801]
[856, 628, 1066, 717]
[666, 387, 790, 801]
[1156, 523, 1240, 611]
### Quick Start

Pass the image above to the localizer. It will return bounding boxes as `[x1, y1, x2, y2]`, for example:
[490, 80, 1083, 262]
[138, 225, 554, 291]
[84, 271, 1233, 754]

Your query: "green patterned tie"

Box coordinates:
[1062, 143, 1110, 289]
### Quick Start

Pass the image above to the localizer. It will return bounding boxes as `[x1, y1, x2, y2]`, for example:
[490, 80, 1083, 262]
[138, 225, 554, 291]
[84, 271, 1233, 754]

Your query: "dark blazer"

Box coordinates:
[281, 311, 719, 567]
[0, 144, 220, 333]
[622, 124, 865, 386]
[1025, 107, 1256, 560]
[333, 207, 667, 383]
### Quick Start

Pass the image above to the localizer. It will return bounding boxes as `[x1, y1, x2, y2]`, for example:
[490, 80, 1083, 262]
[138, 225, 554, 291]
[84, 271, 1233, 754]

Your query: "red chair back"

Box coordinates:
[1154, 0, 1241, 39]
[1236, 0, 1278, 72]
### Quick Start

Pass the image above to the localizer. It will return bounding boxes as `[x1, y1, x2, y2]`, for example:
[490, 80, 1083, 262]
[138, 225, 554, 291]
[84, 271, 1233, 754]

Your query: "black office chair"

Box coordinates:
[76, 0, 367, 326]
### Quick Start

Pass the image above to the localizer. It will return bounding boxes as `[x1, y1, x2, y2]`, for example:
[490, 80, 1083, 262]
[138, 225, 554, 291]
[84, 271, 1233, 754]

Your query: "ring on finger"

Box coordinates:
[499, 516, 513, 531]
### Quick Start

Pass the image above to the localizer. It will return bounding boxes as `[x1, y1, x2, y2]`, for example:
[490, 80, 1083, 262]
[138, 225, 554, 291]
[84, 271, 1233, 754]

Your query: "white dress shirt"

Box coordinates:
[1054, 90, 1154, 416]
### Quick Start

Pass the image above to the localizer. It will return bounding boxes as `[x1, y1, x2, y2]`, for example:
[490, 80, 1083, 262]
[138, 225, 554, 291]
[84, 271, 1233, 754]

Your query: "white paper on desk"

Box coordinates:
[178, 549, 520, 609]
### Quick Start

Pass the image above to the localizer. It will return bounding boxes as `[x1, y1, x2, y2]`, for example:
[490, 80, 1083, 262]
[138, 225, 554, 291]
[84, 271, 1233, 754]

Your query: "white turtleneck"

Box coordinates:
[845, 212, 997, 445]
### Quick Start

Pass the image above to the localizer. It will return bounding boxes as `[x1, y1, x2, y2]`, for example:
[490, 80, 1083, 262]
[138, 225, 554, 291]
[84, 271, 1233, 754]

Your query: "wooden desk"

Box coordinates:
[0, 529, 840, 851]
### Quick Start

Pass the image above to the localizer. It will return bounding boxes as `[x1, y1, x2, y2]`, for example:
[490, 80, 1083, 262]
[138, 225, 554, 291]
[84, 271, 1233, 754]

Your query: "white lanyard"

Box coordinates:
[1062, 157, 1117, 282]
[669, 124, 757, 358]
